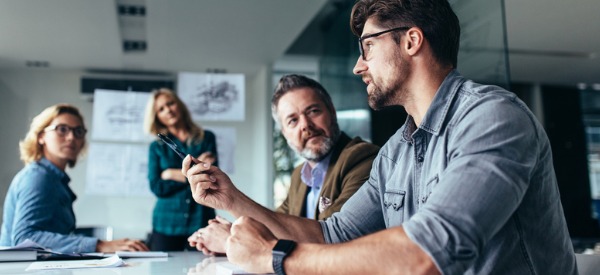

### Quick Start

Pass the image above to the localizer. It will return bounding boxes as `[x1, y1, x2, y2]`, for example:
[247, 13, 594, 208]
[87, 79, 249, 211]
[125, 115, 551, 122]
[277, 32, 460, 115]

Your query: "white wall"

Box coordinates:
[0, 68, 273, 240]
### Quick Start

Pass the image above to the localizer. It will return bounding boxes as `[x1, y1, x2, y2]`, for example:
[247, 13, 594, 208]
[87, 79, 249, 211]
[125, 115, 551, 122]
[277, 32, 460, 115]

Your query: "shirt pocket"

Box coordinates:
[383, 189, 406, 226]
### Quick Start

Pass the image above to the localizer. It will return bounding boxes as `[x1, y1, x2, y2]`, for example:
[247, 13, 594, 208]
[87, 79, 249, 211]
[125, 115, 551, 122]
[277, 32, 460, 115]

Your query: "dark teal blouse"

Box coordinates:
[147, 130, 217, 236]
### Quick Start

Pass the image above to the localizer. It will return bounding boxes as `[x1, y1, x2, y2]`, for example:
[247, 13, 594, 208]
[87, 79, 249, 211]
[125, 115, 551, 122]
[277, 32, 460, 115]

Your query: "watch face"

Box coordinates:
[273, 239, 296, 255]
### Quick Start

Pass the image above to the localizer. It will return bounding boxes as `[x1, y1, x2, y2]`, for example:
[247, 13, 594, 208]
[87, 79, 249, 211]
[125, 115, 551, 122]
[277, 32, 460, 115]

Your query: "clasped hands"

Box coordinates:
[187, 216, 231, 255]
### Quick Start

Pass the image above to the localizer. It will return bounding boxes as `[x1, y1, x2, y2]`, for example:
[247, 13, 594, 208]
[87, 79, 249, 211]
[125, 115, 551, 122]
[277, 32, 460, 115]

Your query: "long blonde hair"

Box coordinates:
[19, 104, 86, 167]
[143, 88, 204, 144]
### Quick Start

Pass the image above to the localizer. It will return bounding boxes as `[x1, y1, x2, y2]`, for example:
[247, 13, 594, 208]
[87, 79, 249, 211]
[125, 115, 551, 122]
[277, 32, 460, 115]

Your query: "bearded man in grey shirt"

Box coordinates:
[183, 0, 577, 274]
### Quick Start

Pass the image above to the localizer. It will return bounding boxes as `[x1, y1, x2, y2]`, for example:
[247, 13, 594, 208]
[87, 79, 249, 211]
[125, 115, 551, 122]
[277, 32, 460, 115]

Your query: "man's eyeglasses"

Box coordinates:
[358, 26, 410, 60]
[44, 124, 87, 139]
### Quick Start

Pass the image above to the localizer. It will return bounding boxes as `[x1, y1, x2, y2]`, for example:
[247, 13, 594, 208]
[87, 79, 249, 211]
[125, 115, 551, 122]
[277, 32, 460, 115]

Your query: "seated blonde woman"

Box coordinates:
[0, 104, 148, 253]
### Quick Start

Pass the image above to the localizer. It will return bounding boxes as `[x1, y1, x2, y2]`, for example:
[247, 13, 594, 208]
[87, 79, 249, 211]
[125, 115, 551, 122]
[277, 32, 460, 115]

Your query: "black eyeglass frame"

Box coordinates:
[44, 124, 88, 139]
[358, 26, 411, 60]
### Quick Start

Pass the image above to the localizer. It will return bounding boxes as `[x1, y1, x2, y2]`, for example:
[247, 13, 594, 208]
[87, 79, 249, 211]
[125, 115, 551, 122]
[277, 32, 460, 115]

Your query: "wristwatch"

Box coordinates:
[272, 239, 296, 275]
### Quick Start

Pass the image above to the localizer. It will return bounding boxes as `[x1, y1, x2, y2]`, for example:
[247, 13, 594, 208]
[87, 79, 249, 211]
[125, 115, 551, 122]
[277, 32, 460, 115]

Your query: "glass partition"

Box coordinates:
[581, 88, 600, 227]
[452, 0, 510, 88]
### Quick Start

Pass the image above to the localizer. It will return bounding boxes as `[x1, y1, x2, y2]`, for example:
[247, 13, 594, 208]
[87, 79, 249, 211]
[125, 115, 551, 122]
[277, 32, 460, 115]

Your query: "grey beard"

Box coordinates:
[298, 136, 335, 162]
[288, 123, 340, 162]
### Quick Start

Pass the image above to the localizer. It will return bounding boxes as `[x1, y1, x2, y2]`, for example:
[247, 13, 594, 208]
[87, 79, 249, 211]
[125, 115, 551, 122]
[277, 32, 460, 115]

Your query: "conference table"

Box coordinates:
[1, 251, 599, 274]
[0, 251, 273, 275]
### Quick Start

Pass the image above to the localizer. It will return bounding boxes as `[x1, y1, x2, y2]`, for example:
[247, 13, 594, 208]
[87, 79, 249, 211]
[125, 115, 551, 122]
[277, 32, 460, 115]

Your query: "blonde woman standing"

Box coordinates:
[0, 104, 148, 253]
[144, 88, 217, 251]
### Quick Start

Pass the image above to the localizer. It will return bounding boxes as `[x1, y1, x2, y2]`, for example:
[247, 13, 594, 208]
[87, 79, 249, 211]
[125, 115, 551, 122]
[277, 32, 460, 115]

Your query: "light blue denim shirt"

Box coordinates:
[321, 70, 577, 274]
[300, 154, 331, 219]
[0, 158, 97, 253]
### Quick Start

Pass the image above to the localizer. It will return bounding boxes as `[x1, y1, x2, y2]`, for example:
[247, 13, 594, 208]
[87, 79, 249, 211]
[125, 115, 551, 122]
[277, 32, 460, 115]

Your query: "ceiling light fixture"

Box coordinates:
[116, 0, 147, 53]
[206, 68, 228, 74]
[25, 60, 50, 68]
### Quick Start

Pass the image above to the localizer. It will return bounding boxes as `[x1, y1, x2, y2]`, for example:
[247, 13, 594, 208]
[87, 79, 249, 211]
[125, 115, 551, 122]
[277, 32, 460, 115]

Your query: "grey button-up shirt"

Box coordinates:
[321, 70, 576, 274]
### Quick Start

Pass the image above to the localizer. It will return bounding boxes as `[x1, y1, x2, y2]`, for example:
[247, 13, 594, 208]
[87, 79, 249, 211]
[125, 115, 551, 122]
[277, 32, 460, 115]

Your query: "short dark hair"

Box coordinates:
[271, 74, 337, 127]
[351, 0, 460, 68]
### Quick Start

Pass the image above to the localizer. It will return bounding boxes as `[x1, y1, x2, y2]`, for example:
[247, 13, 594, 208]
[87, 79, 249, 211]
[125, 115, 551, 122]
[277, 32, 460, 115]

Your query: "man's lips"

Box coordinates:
[306, 135, 320, 141]
[303, 133, 323, 144]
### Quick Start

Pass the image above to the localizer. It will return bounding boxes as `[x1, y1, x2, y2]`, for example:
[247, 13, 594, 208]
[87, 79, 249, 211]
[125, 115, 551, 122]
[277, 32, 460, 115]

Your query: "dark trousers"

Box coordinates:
[149, 230, 191, 251]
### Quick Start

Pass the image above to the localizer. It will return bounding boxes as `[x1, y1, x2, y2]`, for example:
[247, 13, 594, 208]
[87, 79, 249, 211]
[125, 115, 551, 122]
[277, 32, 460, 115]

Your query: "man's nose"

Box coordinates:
[299, 115, 314, 131]
[353, 55, 366, 75]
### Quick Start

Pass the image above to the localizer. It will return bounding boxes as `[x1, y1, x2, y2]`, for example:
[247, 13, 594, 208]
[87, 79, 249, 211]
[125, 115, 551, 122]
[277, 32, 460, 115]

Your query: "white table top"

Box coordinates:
[0, 251, 263, 275]
[3, 251, 597, 274]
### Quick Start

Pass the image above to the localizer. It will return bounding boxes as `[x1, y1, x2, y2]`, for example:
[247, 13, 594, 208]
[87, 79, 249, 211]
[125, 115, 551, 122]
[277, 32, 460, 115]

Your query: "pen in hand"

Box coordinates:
[157, 133, 203, 168]
[157, 133, 187, 160]
[158, 134, 213, 184]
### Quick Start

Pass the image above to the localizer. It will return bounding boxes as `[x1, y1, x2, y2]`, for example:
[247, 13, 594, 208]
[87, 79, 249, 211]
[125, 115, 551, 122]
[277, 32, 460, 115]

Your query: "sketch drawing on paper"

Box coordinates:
[178, 73, 245, 121]
[85, 142, 152, 197]
[91, 89, 152, 142]
[205, 126, 236, 174]
[191, 80, 239, 115]
[106, 103, 143, 124]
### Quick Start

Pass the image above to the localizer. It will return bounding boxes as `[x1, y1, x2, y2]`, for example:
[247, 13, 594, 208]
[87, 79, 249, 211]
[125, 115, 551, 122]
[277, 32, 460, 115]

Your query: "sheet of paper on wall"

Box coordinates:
[85, 142, 152, 197]
[25, 255, 124, 271]
[92, 89, 153, 142]
[205, 126, 236, 174]
[178, 72, 245, 121]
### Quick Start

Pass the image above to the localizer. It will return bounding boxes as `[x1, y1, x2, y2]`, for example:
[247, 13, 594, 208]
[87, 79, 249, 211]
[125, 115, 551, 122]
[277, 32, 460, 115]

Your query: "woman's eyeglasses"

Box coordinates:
[44, 124, 87, 139]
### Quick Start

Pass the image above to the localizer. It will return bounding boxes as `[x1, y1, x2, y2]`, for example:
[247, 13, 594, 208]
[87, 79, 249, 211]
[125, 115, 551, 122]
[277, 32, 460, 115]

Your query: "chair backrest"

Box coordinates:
[74, 226, 114, 241]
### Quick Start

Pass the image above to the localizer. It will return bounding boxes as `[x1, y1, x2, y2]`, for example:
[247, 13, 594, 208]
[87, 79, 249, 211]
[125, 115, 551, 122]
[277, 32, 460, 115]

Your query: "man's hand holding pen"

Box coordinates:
[197, 152, 216, 165]
[182, 155, 238, 211]
[182, 154, 276, 271]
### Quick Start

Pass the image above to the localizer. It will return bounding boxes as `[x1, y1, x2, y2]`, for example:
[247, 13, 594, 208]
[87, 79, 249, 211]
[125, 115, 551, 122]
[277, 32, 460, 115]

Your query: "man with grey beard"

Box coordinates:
[187, 74, 379, 255]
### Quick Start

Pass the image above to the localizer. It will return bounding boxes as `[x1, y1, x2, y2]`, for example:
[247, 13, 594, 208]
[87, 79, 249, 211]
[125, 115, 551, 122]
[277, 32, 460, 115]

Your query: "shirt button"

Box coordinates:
[186, 199, 190, 204]
[184, 213, 189, 218]
[417, 156, 424, 162]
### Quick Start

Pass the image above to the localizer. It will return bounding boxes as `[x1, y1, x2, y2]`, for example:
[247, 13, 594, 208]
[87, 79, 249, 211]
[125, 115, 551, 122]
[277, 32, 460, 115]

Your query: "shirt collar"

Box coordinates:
[38, 157, 71, 185]
[300, 153, 332, 188]
[402, 69, 465, 138]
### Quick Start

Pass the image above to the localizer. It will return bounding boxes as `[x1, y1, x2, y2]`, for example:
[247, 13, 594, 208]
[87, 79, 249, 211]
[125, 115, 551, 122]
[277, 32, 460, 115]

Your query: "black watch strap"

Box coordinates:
[272, 239, 296, 275]
[273, 252, 285, 275]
